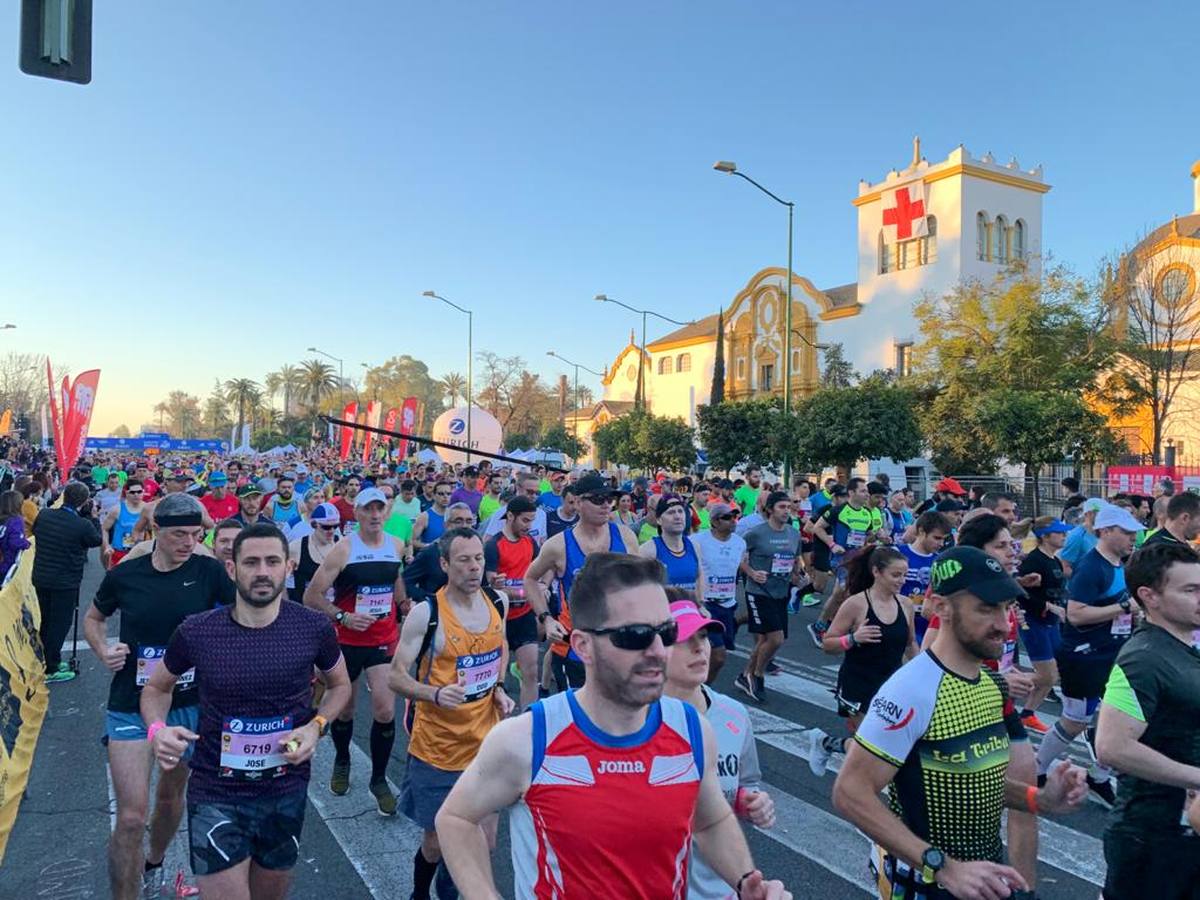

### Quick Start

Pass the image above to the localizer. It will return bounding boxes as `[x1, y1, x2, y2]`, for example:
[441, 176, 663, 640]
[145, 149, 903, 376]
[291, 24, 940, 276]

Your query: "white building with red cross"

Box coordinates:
[584, 140, 1048, 470]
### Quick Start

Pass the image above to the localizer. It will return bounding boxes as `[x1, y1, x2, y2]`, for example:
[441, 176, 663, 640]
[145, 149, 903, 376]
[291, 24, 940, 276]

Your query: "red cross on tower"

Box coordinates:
[882, 185, 926, 240]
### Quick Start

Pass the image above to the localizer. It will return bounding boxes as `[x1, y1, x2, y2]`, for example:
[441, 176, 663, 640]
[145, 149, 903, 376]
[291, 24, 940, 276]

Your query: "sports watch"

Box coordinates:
[312, 714, 329, 737]
[335, 609, 347, 625]
[1119, 598, 1132, 613]
[537, 611, 551, 623]
[921, 847, 946, 882]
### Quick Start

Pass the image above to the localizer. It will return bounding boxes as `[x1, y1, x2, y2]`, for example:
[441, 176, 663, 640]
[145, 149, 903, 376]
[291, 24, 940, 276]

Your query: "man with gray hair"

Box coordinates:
[84, 490, 234, 899]
[404, 503, 478, 605]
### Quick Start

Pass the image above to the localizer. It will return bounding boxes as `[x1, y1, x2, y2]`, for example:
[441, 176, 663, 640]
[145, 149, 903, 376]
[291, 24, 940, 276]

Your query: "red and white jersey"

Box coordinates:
[510, 690, 704, 899]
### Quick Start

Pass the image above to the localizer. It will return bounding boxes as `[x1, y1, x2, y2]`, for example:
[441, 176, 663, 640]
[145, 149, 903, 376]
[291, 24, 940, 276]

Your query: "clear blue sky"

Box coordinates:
[4, 2, 1198, 434]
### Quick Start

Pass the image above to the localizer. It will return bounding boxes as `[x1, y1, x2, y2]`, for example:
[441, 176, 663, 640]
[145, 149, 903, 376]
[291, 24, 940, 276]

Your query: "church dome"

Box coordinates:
[1131, 212, 1200, 256]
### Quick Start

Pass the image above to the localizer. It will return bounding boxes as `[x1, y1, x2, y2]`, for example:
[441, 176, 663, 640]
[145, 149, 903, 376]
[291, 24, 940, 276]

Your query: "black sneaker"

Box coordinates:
[734, 672, 759, 702]
[806, 622, 827, 648]
[1087, 775, 1117, 809]
[754, 675, 767, 703]
[1045, 688, 1062, 705]
[765, 660, 782, 676]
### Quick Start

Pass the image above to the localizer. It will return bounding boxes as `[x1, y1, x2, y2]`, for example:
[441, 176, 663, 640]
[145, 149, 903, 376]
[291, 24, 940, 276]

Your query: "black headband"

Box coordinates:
[155, 513, 203, 528]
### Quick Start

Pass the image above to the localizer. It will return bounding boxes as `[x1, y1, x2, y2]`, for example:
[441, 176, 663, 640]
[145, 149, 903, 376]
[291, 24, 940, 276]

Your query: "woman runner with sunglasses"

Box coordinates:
[437, 552, 792, 899]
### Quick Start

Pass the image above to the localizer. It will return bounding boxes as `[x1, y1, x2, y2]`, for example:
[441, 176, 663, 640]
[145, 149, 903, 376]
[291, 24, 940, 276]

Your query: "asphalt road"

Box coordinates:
[6, 553, 1111, 898]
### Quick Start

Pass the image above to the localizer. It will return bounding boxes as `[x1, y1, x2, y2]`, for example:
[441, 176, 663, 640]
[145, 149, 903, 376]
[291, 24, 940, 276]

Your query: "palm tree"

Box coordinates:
[265, 364, 303, 416]
[440, 371, 467, 407]
[299, 359, 339, 413]
[223, 378, 261, 437]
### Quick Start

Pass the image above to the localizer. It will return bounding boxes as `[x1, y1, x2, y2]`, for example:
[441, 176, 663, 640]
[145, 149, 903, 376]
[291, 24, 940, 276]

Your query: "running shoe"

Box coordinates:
[806, 621, 827, 649]
[803, 727, 831, 777]
[765, 660, 782, 676]
[754, 675, 767, 703]
[141, 864, 165, 899]
[734, 672, 759, 702]
[45, 669, 76, 684]
[369, 778, 397, 816]
[509, 661, 523, 684]
[800, 592, 823, 608]
[1045, 688, 1063, 705]
[330, 761, 351, 795]
[1087, 775, 1117, 809]
[1019, 711, 1050, 734]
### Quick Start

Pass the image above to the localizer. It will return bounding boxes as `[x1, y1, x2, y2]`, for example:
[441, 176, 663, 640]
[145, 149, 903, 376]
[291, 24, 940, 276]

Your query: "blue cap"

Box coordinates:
[208, 472, 228, 486]
[1032, 519, 1071, 537]
[309, 502, 341, 524]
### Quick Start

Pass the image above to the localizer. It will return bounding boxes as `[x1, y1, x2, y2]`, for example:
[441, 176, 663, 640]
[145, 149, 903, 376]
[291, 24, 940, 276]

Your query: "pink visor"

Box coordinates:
[669, 600, 724, 642]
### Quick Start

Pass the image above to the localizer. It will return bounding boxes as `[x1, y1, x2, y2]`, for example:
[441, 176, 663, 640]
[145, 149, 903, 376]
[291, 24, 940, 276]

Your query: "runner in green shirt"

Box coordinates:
[734, 467, 763, 515]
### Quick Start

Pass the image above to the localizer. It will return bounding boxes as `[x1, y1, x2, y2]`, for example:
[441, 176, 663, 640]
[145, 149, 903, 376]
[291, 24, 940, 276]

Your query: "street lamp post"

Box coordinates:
[424, 291, 473, 463]
[593, 295, 692, 410]
[307, 346, 345, 409]
[714, 160, 796, 485]
[546, 351, 605, 438]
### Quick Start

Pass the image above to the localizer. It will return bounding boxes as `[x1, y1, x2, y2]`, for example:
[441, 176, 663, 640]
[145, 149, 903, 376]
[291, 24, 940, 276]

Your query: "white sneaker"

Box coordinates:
[804, 727, 832, 777]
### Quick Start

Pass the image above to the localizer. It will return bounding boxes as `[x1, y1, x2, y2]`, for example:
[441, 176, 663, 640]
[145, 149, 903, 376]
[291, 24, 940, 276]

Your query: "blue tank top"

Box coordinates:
[270, 498, 302, 529]
[652, 535, 699, 590]
[561, 523, 625, 662]
[424, 508, 446, 543]
[111, 501, 140, 550]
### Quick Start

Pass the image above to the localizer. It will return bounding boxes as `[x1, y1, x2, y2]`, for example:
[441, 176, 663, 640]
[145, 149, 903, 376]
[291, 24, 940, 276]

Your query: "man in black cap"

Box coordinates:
[833, 546, 1087, 900]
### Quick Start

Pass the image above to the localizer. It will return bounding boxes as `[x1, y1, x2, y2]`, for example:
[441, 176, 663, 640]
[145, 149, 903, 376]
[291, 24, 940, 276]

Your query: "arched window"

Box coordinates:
[676, 353, 691, 373]
[879, 230, 891, 274]
[1013, 219, 1026, 260]
[977, 212, 989, 261]
[658, 356, 673, 375]
[994, 215, 1008, 262]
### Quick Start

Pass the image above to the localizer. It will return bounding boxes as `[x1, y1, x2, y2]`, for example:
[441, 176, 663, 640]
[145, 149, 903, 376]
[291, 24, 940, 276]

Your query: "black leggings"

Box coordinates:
[35, 584, 79, 672]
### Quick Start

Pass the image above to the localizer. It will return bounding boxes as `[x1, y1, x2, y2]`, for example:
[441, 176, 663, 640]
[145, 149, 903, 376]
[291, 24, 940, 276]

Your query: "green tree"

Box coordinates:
[440, 371, 467, 407]
[697, 398, 792, 472]
[710, 310, 726, 404]
[223, 378, 261, 437]
[265, 364, 304, 416]
[821, 342, 858, 388]
[154, 391, 203, 438]
[111, 424, 131, 438]
[911, 264, 1115, 472]
[299, 359, 340, 414]
[202, 384, 233, 438]
[593, 411, 695, 472]
[364, 355, 445, 423]
[793, 378, 923, 474]
[541, 422, 586, 461]
[977, 390, 1121, 513]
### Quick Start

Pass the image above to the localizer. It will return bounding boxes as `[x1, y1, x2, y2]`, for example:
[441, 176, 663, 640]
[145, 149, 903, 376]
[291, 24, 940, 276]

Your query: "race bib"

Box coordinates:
[456, 647, 502, 702]
[355, 585, 394, 617]
[707, 574, 736, 600]
[135, 646, 194, 688]
[219, 715, 292, 781]
[503, 578, 526, 604]
[1111, 612, 1132, 636]
[846, 530, 867, 549]
[770, 553, 795, 575]
[122, 533, 136, 549]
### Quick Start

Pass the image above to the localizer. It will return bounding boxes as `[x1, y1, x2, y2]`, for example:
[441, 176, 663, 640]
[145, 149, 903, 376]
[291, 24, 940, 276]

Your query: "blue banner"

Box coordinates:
[84, 437, 230, 452]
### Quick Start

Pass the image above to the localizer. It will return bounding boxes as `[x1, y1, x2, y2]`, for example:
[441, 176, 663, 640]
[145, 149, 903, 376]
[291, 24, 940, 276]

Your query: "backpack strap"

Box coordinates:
[412, 595, 440, 679]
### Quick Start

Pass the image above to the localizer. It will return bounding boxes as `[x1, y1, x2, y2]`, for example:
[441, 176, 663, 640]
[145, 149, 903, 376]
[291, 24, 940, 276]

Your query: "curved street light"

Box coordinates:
[594, 294, 692, 409]
[424, 291, 474, 462]
[546, 350, 606, 437]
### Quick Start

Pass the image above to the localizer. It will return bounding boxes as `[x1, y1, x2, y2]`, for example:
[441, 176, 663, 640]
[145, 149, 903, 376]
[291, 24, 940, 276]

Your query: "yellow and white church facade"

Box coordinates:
[572, 140, 1051, 472]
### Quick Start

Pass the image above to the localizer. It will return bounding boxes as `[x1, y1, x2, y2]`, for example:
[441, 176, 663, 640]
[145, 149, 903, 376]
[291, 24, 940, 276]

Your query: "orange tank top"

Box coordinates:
[408, 587, 505, 771]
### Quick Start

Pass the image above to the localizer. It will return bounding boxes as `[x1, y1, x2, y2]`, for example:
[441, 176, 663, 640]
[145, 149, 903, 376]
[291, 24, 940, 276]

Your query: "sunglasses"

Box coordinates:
[581, 620, 678, 651]
[712, 513, 734, 522]
[127, 490, 143, 495]
[582, 493, 612, 505]
[316, 524, 339, 531]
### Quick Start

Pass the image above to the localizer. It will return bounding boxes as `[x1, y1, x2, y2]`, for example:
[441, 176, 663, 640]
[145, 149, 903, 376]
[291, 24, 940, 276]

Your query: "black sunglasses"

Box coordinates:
[712, 513, 734, 522]
[316, 524, 339, 531]
[581, 493, 612, 505]
[581, 620, 678, 651]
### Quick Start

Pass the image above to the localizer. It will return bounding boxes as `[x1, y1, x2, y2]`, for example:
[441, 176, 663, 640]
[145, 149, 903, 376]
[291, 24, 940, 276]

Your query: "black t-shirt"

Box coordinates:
[811, 504, 838, 567]
[1016, 547, 1065, 623]
[164, 601, 341, 803]
[93, 553, 235, 713]
[545, 510, 579, 540]
[1102, 624, 1200, 834]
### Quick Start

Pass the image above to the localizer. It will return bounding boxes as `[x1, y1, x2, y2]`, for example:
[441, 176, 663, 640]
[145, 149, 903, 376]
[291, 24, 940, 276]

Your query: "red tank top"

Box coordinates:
[509, 691, 703, 899]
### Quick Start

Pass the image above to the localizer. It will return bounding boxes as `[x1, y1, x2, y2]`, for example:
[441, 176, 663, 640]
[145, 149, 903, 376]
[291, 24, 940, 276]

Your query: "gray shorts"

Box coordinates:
[399, 754, 462, 830]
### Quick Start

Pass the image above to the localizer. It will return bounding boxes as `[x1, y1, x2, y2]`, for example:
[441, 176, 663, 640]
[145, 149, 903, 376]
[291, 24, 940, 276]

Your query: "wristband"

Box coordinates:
[839, 634, 852, 651]
[433, 687, 443, 708]
[1025, 784, 1039, 815]
[146, 721, 167, 743]
[734, 871, 755, 897]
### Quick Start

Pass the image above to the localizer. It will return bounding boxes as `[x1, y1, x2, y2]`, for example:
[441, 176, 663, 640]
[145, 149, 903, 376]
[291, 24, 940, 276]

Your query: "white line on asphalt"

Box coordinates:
[742, 704, 1107, 887]
[306, 736, 423, 898]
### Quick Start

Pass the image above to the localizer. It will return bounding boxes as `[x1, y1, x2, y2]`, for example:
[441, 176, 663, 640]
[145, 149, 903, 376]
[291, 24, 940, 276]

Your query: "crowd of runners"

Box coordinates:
[10, 441, 1200, 899]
